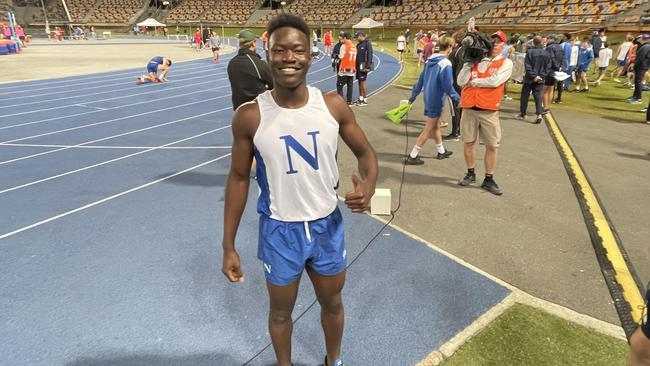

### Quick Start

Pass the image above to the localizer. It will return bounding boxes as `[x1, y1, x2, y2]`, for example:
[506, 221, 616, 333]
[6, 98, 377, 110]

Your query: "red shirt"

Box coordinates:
[324, 32, 332, 46]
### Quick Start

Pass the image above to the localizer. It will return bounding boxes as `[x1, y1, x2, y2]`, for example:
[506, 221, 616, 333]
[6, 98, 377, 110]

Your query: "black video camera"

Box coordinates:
[462, 32, 493, 63]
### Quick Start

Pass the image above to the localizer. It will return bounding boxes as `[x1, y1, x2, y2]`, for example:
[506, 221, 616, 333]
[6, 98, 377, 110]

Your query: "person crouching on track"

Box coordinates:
[405, 35, 459, 165]
[139, 56, 172, 83]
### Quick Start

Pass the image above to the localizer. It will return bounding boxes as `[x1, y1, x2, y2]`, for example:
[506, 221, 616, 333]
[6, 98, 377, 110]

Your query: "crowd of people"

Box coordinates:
[1, 22, 28, 48]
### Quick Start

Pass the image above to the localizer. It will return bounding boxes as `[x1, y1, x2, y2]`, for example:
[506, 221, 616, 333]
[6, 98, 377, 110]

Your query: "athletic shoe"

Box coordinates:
[553, 99, 562, 104]
[579, 88, 589, 93]
[503, 94, 513, 101]
[534, 115, 543, 124]
[514, 114, 527, 120]
[573, 88, 581, 92]
[347, 101, 355, 107]
[436, 150, 453, 159]
[646, 120, 650, 124]
[481, 179, 503, 195]
[641, 108, 648, 113]
[458, 172, 476, 186]
[629, 99, 643, 104]
[357, 100, 368, 107]
[320, 356, 344, 366]
[542, 109, 550, 115]
[404, 156, 424, 165]
[443, 133, 460, 142]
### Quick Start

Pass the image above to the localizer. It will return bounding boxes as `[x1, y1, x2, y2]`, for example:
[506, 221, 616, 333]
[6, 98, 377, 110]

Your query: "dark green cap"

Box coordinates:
[237, 29, 257, 42]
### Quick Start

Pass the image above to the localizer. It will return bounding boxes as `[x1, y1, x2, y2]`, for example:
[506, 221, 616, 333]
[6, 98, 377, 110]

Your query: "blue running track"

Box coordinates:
[0, 47, 510, 365]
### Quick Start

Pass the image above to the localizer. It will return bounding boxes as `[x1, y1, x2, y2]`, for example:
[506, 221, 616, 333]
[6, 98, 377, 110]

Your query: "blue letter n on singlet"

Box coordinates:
[280, 131, 320, 174]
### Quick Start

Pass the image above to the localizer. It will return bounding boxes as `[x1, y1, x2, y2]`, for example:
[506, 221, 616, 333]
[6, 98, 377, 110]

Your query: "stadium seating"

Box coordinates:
[364, 0, 483, 26]
[89, 0, 143, 24]
[167, 0, 212, 22]
[255, 0, 366, 26]
[203, 0, 259, 24]
[67, 0, 96, 22]
[474, 0, 640, 24]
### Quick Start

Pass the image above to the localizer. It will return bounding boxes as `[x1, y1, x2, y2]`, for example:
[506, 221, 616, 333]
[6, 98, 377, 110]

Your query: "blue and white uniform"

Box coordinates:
[147, 56, 164, 73]
[253, 86, 345, 286]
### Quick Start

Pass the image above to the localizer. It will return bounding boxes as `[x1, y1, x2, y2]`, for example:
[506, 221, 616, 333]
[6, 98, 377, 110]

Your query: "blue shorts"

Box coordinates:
[147, 62, 159, 73]
[617, 59, 627, 67]
[576, 64, 589, 74]
[258, 207, 346, 286]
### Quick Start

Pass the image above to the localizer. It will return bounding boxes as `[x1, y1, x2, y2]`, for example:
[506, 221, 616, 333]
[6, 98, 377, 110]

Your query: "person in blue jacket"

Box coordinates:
[405, 36, 460, 165]
[556, 32, 573, 102]
[575, 37, 594, 92]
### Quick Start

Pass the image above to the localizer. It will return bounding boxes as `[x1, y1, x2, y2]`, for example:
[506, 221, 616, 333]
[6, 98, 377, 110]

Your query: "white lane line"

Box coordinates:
[0, 143, 230, 149]
[0, 104, 231, 165]
[0, 77, 228, 119]
[0, 63, 339, 163]
[0, 62, 225, 101]
[75, 104, 108, 111]
[0, 153, 232, 241]
[0, 123, 231, 194]
[0, 72, 222, 111]
[0, 94, 231, 145]
[0, 57, 228, 94]
[0, 83, 228, 130]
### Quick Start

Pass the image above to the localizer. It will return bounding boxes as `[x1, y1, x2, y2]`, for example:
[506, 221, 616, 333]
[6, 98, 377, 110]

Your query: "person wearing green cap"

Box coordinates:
[227, 28, 274, 110]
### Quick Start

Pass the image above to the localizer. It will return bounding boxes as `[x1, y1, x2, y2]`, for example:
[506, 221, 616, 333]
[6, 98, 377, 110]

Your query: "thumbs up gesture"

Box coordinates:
[345, 172, 373, 213]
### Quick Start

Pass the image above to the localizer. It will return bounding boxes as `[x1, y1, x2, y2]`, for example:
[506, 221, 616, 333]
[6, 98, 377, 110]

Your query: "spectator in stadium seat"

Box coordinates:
[227, 29, 273, 110]
[516, 36, 549, 124]
[354, 31, 373, 106]
[337, 32, 356, 105]
[457, 30, 513, 196]
[629, 34, 650, 104]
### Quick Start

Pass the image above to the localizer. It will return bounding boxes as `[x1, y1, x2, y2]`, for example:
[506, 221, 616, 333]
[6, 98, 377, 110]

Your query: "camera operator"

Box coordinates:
[457, 30, 513, 196]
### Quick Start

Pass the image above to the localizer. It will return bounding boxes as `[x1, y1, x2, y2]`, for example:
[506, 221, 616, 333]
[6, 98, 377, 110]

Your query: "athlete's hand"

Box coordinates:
[222, 249, 245, 283]
[345, 172, 373, 213]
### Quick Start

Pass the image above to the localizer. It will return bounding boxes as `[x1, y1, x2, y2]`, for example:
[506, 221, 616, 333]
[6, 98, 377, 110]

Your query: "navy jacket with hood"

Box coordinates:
[408, 54, 460, 118]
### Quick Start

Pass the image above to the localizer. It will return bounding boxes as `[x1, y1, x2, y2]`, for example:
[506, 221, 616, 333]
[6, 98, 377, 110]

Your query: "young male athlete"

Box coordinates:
[221, 13, 378, 366]
[137, 56, 172, 83]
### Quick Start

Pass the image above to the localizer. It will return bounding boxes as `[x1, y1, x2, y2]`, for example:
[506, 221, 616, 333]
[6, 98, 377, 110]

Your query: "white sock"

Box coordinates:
[409, 145, 421, 158]
[436, 143, 445, 154]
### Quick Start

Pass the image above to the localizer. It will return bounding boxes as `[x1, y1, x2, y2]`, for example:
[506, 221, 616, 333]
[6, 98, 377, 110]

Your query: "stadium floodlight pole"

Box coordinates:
[39, 0, 50, 32]
[59, 0, 73, 32]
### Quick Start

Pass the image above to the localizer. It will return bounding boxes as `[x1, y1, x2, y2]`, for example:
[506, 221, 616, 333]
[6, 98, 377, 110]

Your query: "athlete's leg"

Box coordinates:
[159, 65, 169, 81]
[147, 71, 158, 82]
[485, 145, 498, 175]
[630, 326, 650, 366]
[307, 267, 345, 366]
[464, 142, 476, 169]
[267, 278, 301, 366]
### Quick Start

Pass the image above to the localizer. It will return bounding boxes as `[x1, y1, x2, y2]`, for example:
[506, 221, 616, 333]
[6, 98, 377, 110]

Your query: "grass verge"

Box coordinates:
[440, 304, 628, 366]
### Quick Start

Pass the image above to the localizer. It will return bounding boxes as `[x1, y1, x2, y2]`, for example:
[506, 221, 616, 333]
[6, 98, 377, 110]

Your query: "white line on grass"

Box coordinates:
[0, 104, 231, 165]
[0, 124, 231, 194]
[1, 143, 230, 149]
[0, 153, 232, 241]
[0, 83, 228, 129]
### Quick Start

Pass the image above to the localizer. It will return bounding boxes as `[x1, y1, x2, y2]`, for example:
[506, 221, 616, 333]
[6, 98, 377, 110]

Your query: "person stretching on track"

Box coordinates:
[138, 56, 172, 83]
[221, 13, 377, 366]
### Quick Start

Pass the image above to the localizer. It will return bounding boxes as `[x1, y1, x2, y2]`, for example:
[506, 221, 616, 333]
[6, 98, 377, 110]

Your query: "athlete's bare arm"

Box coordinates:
[221, 102, 260, 283]
[324, 93, 378, 212]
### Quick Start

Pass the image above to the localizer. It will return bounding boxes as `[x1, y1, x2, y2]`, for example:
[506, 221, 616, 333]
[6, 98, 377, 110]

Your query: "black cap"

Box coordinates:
[355, 31, 366, 37]
[341, 31, 351, 39]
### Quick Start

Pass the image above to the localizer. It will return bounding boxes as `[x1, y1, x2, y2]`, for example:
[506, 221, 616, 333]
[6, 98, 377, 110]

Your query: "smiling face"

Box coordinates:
[268, 26, 311, 89]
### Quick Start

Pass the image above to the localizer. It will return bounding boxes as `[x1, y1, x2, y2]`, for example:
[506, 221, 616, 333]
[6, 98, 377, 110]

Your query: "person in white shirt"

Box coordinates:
[595, 42, 613, 85]
[570, 38, 580, 84]
[613, 35, 634, 82]
[396, 32, 406, 63]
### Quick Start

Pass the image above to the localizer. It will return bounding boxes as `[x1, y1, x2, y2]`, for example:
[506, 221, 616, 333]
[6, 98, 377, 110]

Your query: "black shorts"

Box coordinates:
[397, 49, 404, 53]
[356, 71, 368, 81]
[544, 76, 556, 86]
[642, 287, 650, 339]
[211, 47, 220, 52]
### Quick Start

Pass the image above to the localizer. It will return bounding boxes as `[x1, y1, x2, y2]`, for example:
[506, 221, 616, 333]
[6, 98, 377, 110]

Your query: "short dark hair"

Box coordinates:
[266, 13, 310, 41]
